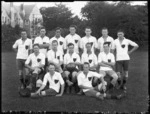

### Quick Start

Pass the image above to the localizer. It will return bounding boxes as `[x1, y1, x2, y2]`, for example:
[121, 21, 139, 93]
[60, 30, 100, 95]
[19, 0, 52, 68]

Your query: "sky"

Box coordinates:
[2, 1, 147, 18]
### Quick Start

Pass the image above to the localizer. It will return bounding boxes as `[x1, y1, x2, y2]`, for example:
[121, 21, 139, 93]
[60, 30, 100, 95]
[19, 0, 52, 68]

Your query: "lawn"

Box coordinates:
[1, 49, 149, 113]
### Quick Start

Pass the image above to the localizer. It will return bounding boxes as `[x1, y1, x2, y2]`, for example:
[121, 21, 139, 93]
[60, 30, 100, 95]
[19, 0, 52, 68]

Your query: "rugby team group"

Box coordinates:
[12, 25, 139, 100]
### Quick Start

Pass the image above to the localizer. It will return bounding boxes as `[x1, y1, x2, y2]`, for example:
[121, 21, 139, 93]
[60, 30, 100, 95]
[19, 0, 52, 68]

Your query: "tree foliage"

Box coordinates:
[81, 1, 148, 42]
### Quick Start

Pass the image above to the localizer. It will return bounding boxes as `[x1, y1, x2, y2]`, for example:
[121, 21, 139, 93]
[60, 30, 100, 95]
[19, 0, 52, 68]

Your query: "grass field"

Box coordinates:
[2, 49, 149, 113]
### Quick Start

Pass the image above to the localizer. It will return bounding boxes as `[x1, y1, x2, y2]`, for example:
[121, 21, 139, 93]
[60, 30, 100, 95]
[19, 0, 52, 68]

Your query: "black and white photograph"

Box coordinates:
[1, 1, 148, 113]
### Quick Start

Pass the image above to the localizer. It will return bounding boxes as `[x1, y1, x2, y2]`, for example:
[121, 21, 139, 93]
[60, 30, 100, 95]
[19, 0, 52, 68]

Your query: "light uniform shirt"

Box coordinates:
[81, 52, 98, 67]
[12, 38, 32, 59]
[98, 52, 115, 71]
[98, 36, 114, 52]
[65, 34, 81, 54]
[47, 49, 63, 64]
[80, 36, 98, 53]
[25, 52, 45, 68]
[42, 72, 65, 93]
[77, 71, 102, 92]
[49, 36, 66, 55]
[113, 38, 138, 61]
[34, 36, 50, 56]
[64, 52, 80, 65]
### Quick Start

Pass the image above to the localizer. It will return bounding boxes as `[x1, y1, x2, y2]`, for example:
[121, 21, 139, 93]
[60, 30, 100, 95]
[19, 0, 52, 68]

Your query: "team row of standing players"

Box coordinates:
[13, 25, 139, 99]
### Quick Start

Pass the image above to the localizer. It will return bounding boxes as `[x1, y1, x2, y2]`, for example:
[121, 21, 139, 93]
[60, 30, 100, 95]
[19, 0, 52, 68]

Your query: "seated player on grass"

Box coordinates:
[97, 42, 118, 91]
[31, 63, 65, 97]
[47, 40, 63, 73]
[77, 62, 125, 100]
[63, 43, 81, 94]
[25, 44, 45, 92]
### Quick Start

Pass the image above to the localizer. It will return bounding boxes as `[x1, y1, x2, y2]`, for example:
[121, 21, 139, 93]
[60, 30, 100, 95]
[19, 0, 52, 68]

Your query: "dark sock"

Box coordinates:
[117, 79, 121, 85]
[111, 95, 117, 99]
[109, 83, 114, 89]
[123, 79, 127, 85]
[20, 78, 24, 84]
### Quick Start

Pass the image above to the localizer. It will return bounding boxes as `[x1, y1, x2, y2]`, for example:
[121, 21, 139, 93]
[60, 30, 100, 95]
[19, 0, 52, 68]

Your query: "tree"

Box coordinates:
[40, 4, 74, 31]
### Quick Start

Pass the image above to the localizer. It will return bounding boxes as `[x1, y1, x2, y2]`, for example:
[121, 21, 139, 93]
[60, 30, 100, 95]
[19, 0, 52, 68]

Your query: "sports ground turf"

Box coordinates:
[2, 49, 148, 113]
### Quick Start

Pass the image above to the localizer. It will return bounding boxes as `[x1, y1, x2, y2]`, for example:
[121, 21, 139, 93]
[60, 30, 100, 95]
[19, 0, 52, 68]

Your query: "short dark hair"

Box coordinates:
[33, 43, 40, 48]
[55, 27, 62, 31]
[48, 63, 55, 67]
[85, 26, 92, 30]
[103, 42, 111, 47]
[83, 62, 90, 66]
[52, 40, 58, 45]
[40, 27, 46, 30]
[86, 42, 92, 47]
[68, 43, 74, 47]
[21, 29, 27, 33]
[102, 27, 108, 31]
[117, 29, 125, 34]
[69, 25, 77, 29]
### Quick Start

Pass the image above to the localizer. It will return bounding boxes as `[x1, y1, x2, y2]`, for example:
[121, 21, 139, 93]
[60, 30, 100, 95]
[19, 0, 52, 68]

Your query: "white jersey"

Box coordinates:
[12, 38, 32, 59]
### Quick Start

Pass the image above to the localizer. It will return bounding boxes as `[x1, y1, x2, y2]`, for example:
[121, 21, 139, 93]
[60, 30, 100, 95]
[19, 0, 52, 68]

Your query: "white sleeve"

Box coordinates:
[60, 53, 63, 62]
[25, 55, 31, 65]
[81, 54, 84, 64]
[29, 40, 33, 50]
[77, 74, 82, 86]
[128, 39, 138, 47]
[41, 54, 45, 65]
[76, 54, 81, 63]
[42, 74, 48, 86]
[79, 38, 83, 49]
[34, 37, 39, 44]
[63, 38, 67, 50]
[91, 72, 102, 78]
[58, 73, 65, 85]
[94, 54, 98, 65]
[97, 39, 100, 50]
[12, 40, 18, 49]
[111, 54, 115, 63]
[111, 38, 115, 50]
[64, 54, 67, 65]
[44, 37, 50, 44]
[94, 37, 98, 49]
[65, 36, 68, 48]
[98, 53, 102, 63]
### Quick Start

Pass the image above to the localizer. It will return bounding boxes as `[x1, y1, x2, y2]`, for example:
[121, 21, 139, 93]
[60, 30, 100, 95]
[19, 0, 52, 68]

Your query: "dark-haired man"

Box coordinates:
[98, 27, 114, 53]
[63, 43, 81, 93]
[31, 63, 65, 97]
[77, 62, 125, 100]
[49, 27, 66, 55]
[25, 44, 45, 91]
[80, 27, 98, 54]
[98, 42, 118, 90]
[12, 30, 32, 89]
[65, 25, 81, 54]
[113, 30, 139, 91]
[47, 40, 63, 73]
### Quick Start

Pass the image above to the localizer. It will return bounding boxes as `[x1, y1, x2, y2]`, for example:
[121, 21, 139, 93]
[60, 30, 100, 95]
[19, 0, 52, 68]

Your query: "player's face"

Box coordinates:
[83, 64, 89, 72]
[69, 27, 76, 35]
[52, 42, 58, 50]
[33, 46, 39, 53]
[48, 65, 55, 73]
[102, 29, 108, 36]
[86, 44, 92, 52]
[68, 45, 74, 53]
[21, 31, 27, 39]
[40, 29, 46, 36]
[103, 45, 109, 53]
[85, 29, 92, 36]
[117, 32, 124, 38]
[55, 30, 61, 37]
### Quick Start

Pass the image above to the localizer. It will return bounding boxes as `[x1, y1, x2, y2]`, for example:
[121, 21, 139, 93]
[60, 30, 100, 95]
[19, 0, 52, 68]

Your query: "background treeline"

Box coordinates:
[2, 1, 148, 51]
